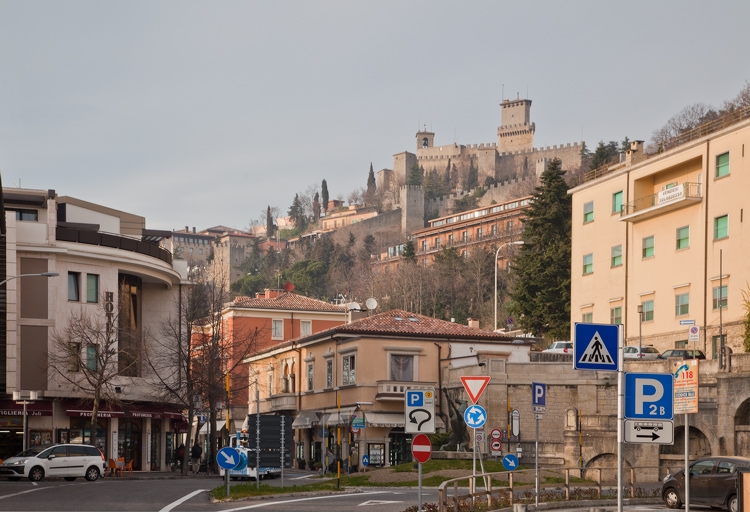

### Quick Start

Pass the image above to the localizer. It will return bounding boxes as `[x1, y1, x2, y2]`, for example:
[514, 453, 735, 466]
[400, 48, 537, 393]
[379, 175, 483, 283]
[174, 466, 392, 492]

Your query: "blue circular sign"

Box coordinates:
[502, 454, 519, 471]
[217, 446, 240, 470]
[362, 454, 370, 467]
[463, 404, 487, 429]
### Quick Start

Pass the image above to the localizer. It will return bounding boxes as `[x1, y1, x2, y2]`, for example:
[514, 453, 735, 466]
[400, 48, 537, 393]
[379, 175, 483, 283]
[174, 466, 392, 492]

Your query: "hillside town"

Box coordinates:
[2, 78, 750, 497]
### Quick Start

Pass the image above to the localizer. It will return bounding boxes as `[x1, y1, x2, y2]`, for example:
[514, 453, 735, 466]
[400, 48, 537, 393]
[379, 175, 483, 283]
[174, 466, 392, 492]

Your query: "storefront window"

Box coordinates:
[70, 419, 106, 454]
[150, 422, 161, 471]
[118, 420, 142, 470]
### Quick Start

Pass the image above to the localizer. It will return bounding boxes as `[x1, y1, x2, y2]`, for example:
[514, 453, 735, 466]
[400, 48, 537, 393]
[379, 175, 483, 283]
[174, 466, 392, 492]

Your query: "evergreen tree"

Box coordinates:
[407, 163, 423, 186]
[620, 137, 630, 154]
[321, 179, 329, 214]
[359, 234, 376, 263]
[266, 205, 274, 238]
[367, 163, 376, 195]
[288, 193, 306, 229]
[402, 240, 416, 263]
[312, 192, 321, 222]
[463, 163, 479, 190]
[508, 158, 571, 340]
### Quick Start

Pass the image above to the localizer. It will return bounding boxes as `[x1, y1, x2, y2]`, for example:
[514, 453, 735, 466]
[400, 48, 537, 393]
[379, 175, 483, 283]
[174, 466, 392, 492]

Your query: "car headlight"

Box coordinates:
[11, 459, 28, 466]
[663, 474, 671, 483]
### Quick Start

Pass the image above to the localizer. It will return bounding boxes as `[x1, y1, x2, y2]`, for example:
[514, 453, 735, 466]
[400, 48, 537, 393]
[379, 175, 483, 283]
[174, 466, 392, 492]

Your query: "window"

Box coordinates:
[676, 227, 689, 250]
[272, 319, 283, 338]
[716, 152, 730, 177]
[448, 234, 454, 244]
[491, 224, 497, 235]
[583, 201, 594, 223]
[714, 215, 728, 239]
[582, 312, 593, 323]
[435, 237, 441, 248]
[641, 300, 654, 322]
[675, 293, 689, 316]
[583, 254, 593, 275]
[68, 272, 80, 301]
[421, 241, 427, 251]
[610, 307, 622, 325]
[267, 373, 274, 397]
[326, 360, 333, 388]
[307, 363, 314, 391]
[612, 191, 623, 214]
[712, 335, 726, 359]
[300, 320, 312, 337]
[713, 285, 728, 309]
[675, 340, 688, 349]
[390, 355, 414, 381]
[477, 227, 483, 239]
[342, 354, 356, 385]
[68, 343, 81, 372]
[12, 209, 38, 221]
[86, 345, 98, 371]
[611, 245, 622, 267]
[507, 220, 513, 233]
[86, 274, 99, 303]
[642, 236, 654, 258]
[462, 231, 467, 242]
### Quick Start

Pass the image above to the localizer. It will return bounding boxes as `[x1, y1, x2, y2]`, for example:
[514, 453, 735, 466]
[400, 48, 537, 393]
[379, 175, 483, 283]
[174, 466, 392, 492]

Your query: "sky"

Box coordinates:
[1, 1, 749, 232]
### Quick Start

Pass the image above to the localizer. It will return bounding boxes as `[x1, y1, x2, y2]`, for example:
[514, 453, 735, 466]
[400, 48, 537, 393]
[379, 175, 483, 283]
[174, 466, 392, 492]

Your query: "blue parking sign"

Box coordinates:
[625, 373, 673, 420]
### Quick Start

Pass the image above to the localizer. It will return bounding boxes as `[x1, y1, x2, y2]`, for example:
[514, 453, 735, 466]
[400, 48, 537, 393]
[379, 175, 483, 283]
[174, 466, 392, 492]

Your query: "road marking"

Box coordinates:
[223, 491, 391, 511]
[158, 489, 210, 512]
[359, 499, 404, 506]
[31, 482, 38, 486]
[0, 487, 47, 501]
[292, 474, 315, 480]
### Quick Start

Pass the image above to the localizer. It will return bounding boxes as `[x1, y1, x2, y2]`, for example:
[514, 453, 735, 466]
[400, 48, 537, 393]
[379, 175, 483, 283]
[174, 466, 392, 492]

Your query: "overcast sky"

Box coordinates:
[2, 1, 748, 232]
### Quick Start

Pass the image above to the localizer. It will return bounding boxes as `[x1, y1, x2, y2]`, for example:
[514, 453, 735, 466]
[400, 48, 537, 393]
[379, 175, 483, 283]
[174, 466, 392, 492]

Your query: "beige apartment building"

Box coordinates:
[570, 110, 750, 359]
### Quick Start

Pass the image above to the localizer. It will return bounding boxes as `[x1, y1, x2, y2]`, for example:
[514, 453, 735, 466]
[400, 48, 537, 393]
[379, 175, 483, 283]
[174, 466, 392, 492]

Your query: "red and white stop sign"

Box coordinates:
[412, 434, 432, 463]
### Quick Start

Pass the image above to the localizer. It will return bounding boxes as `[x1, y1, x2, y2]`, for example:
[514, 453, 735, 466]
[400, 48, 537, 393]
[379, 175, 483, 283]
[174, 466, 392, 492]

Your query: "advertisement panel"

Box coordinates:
[672, 359, 699, 414]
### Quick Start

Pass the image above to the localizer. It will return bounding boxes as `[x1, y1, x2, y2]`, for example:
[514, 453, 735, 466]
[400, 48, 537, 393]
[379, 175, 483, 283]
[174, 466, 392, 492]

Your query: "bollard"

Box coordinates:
[513, 504, 527, 512]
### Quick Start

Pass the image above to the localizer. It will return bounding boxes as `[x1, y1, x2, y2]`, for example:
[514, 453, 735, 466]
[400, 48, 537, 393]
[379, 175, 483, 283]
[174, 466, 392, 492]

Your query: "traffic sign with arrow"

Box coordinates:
[624, 420, 674, 444]
[405, 389, 435, 434]
[217, 446, 240, 470]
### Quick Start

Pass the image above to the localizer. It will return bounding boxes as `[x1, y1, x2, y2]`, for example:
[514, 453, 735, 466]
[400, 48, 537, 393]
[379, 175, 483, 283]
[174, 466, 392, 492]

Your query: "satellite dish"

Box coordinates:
[365, 298, 378, 311]
[347, 302, 361, 311]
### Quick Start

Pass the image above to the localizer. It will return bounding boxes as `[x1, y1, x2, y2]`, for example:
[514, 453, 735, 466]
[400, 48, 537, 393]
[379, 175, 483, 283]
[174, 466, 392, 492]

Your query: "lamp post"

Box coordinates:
[494, 241, 524, 331]
[637, 304, 643, 353]
[2, 272, 59, 450]
[355, 401, 372, 471]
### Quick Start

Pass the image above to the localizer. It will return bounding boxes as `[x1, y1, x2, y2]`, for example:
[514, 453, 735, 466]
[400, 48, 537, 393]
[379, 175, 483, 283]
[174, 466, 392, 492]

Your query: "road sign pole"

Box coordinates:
[472, 429, 476, 505]
[535, 416, 539, 509]
[418, 462, 423, 512]
[617, 325, 623, 512]
[685, 413, 690, 512]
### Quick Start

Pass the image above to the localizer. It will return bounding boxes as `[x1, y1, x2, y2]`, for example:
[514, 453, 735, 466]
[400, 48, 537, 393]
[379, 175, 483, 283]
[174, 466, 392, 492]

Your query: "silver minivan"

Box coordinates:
[0, 443, 105, 482]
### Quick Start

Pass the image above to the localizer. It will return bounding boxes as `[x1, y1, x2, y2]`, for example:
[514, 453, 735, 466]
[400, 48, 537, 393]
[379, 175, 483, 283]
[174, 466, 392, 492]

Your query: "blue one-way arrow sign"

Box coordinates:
[217, 446, 240, 470]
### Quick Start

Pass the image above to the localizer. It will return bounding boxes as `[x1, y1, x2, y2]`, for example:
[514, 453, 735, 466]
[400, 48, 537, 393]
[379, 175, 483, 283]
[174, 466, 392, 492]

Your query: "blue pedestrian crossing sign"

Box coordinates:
[217, 446, 240, 470]
[463, 404, 487, 429]
[502, 454, 519, 471]
[362, 454, 370, 467]
[574, 323, 620, 371]
[625, 373, 673, 420]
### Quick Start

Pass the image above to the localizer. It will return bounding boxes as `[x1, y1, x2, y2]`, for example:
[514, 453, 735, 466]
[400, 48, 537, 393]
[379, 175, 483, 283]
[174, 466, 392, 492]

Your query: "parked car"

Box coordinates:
[623, 346, 661, 359]
[0, 443, 105, 482]
[542, 341, 573, 354]
[658, 349, 706, 360]
[662, 456, 750, 511]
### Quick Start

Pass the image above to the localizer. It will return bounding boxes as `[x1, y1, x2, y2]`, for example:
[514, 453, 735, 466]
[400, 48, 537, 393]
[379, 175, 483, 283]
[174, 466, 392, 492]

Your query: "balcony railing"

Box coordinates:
[418, 229, 524, 255]
[270, 393, 297, 411]
[620, 182, 702, 221]
[56, 225, 173, 264]
[375, 380, 436, 401]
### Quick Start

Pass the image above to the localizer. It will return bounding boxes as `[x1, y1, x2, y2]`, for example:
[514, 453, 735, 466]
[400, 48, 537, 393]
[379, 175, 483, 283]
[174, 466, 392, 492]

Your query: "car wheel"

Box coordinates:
[64, 477, 77, 481]
[728, 494, 738, 512]
[28, 466, 44, 482]
[664, 488, 682, 509]
[85, 466, 100, 482]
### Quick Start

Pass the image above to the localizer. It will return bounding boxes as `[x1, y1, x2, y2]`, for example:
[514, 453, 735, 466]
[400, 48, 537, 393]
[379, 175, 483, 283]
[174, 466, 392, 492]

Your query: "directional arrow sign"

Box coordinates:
[502, 453, 519, 471]
[460, 376, 491, 404]
[216, 446, 240, 470]
[624, 420, 674, 444]
[463, 404, 487, 429]
[405, 389, 435, 434]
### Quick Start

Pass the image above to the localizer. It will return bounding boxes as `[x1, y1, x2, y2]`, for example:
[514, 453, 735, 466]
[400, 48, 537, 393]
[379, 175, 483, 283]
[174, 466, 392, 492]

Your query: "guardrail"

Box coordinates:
[436, 465, 675, 512]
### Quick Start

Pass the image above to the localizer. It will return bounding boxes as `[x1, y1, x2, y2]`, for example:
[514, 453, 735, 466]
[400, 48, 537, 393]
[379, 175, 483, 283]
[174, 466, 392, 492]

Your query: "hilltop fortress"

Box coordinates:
[379, 98, 583, 204]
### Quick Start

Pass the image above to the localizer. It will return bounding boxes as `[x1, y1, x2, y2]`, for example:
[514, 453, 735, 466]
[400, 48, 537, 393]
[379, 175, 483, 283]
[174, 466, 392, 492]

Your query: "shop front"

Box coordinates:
[0, 400, 54, 460]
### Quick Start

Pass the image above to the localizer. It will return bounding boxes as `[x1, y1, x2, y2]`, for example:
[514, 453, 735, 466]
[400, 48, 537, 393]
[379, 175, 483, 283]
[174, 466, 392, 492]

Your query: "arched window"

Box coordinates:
[422, 137, 428, 148]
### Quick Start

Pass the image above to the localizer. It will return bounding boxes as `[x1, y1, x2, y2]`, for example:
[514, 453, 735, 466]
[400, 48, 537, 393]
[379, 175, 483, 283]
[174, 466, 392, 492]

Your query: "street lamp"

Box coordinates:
[0, 272, 59, 287]
[355, 401, 373, 471]
[637, 304, 643, 353]
[494, 241, 524, 332]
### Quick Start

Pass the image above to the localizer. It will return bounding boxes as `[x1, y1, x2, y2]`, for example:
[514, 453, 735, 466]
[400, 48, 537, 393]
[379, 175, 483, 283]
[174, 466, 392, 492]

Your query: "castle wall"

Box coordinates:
[400, 185, 425, 234]
[425, 173, 538, 218]
[393, 152, 416, 185]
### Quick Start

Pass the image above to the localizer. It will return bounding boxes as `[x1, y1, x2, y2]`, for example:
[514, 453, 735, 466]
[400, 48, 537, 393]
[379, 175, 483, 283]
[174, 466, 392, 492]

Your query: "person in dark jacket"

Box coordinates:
[190, 441, 203, 474]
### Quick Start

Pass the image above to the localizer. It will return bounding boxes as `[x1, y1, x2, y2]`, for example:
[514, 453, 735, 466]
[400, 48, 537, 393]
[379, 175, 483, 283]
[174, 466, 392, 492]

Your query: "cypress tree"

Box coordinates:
[321, 179, 329, 214]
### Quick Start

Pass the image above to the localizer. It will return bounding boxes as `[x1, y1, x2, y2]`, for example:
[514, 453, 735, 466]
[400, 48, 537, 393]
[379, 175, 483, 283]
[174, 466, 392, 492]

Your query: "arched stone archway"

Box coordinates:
[733, 398, 750, 456]
[584, 453, 631, 482]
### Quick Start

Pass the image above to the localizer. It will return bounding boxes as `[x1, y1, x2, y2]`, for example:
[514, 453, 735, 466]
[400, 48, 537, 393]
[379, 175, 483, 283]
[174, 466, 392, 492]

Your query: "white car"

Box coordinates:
[542, 341, 574, 354]
[0, 443, 105, 482]
[623, 346, 661, 359]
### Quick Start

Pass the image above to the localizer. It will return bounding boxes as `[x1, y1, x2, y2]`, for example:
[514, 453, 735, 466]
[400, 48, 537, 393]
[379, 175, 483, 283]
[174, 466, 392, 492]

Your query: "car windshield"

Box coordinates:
[14, 444, 53, 458]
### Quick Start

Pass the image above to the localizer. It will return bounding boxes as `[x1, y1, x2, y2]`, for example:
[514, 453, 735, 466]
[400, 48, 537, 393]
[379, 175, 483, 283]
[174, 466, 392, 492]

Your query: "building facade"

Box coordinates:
[243, 309, 523, 470]
[569, 111, 750, 357]
[1, 189, 186, 470]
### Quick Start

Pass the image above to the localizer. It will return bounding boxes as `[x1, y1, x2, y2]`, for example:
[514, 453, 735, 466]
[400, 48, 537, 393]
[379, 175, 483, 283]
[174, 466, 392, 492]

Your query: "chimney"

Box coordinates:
[192, 227, 196, 233]
[467, 318, 480, 329]
[625, 140, 646, 167]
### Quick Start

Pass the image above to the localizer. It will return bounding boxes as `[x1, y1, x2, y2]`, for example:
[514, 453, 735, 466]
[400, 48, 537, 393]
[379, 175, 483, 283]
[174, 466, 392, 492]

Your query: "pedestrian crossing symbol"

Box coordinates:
[574, 323, 620, 372]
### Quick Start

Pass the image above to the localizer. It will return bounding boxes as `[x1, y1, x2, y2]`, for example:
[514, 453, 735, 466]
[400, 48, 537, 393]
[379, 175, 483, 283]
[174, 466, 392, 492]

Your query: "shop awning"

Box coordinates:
[319, 407, 357, 426]
[0, 400, 53, 417]
[171, 419, 189, 433]
[65, 404, 124, 418]
[291, 411, 323, 429]
[199, 420, 234, 435]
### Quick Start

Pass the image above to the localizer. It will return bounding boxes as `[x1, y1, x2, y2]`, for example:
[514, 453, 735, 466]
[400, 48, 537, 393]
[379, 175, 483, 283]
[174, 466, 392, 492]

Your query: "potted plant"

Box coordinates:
[297, 458, 306, 470]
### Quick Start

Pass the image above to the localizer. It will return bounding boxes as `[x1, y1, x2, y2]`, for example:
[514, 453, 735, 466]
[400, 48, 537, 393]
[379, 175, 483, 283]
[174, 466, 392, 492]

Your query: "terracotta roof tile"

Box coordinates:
[232, 293, 347, 313]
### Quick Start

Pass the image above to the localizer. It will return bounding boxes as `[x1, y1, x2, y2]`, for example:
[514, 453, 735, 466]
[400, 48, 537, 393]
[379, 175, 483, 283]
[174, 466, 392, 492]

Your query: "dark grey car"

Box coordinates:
[662, 456, 750, 512]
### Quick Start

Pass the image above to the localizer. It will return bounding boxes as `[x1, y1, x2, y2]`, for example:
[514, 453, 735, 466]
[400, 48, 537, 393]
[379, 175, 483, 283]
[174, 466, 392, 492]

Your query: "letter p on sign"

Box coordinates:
[635, 378, 663, 414]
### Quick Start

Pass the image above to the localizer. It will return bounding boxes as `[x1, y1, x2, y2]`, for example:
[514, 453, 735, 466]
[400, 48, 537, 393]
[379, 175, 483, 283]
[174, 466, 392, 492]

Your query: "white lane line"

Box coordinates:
[158, 489, 210, 512]
[292, 474, 315, 480]
[222, 490, 392, 511]
[0, 487, 47, 501]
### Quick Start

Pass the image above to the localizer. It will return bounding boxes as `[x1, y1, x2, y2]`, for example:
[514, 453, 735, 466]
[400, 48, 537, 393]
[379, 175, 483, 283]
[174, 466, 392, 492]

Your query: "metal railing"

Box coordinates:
[437, 465, 679, 512]
[620, 182, 702, 217]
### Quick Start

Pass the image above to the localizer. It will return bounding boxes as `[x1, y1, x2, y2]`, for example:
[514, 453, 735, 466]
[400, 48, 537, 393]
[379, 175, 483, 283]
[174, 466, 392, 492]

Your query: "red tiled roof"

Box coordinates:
[232, 293, 347, 313]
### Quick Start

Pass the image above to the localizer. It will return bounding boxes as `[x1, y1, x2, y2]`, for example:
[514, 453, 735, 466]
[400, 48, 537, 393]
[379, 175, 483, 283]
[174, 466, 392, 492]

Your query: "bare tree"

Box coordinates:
[49, 291, 139, 430]
[145, 267, 261, 474]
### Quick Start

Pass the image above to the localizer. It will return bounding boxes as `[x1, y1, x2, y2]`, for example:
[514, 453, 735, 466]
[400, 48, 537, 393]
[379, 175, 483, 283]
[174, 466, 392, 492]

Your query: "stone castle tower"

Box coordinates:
[497, 98, 534, 153]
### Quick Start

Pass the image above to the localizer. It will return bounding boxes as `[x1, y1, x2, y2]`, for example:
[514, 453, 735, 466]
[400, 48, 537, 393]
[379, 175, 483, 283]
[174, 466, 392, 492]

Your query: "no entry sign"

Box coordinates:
[412, 433, 432, 463]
